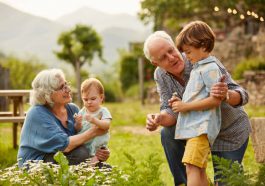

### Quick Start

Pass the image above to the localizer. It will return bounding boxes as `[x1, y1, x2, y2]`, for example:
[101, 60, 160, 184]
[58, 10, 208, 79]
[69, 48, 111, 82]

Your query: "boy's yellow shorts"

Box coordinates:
[182, 134, 210, 168]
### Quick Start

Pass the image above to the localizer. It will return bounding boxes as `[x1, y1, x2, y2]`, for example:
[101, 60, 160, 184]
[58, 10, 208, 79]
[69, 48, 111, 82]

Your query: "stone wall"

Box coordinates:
[250, 117, 265, 163]
[237, 70, 265, 106]
[213, 26, 265, 74]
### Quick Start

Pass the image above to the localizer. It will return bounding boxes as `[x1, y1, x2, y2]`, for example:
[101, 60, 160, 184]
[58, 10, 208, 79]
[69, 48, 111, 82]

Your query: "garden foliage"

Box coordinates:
[0, 151, 165, 186]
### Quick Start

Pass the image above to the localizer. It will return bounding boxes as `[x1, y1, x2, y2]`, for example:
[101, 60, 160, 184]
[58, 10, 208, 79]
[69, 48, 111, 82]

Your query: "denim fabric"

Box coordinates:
[161, 126, 187, 186]
[44, 145, 89, 165]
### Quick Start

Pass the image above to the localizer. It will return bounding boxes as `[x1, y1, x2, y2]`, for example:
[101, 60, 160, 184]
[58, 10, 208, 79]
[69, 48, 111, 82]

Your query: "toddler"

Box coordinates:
[75, 78, 112, 165]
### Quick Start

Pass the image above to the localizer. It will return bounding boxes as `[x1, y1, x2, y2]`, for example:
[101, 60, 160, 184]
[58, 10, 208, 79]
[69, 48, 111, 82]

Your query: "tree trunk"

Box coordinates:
[0, 65, 10, 111]
[75, 60, 81, 107]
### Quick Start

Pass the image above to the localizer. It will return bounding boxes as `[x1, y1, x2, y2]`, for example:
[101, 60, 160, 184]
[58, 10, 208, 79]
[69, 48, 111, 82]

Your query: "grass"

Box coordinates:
[0, 101, 264, 185]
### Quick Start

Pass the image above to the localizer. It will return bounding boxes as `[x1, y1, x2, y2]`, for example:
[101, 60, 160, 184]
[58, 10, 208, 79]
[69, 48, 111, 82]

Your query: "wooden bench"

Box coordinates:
[0, 116, 25, 149]
[0, 116, 25, 123]
[0, 111, 13, 116]
[0, 89, 30, 149]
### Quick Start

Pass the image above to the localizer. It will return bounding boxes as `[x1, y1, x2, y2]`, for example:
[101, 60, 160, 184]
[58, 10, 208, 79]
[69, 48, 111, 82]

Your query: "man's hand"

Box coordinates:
[211, 75, 228, 100]
[146, 113, 161, 131]
[95, 147, 110, 161]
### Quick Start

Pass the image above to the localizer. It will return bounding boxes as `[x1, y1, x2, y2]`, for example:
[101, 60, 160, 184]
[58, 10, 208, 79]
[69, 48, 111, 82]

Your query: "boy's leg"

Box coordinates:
[161, 125, 187, 186]
[182, 135, 210, 186]
[186, 164, 208, 186]
[211, 138, 249, 186]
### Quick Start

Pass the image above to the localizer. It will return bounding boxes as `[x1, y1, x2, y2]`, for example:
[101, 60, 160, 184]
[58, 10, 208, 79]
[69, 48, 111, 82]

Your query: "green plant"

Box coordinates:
[0, 55, 46, 89]
[233, 57, 265, 80]
[0, 151, 165, 186]
[212, 155, 255, 186]
[256, 163, 265, 186]
[213, 156, 265, 186]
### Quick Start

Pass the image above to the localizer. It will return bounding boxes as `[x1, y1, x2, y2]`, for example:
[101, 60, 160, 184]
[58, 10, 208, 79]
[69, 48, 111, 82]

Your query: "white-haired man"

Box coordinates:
[144, 31, 251, 186]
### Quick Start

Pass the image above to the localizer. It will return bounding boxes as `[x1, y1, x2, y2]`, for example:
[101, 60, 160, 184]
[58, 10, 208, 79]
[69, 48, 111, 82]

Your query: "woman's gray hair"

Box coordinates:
[143, 31, 175, 62]
[30, 68, 65, 106]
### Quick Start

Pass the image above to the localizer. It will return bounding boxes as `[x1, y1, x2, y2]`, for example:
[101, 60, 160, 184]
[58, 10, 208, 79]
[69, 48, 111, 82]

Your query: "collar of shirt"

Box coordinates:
[193, 56, 217, 68]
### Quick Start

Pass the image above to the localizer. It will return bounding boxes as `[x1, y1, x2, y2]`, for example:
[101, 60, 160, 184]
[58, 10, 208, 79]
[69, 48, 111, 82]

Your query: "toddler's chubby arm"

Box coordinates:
[85, 113, 110, 130]
[73, 113, 83, 132]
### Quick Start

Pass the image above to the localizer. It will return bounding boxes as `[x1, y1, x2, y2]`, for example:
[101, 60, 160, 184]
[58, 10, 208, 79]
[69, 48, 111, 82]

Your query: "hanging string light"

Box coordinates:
[214, 6, 219, 12]
[213, 6, 264, 22]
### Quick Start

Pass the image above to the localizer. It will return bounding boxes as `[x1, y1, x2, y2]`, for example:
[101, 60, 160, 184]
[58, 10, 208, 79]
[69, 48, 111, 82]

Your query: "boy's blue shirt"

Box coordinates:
[175, 56, 222, 145]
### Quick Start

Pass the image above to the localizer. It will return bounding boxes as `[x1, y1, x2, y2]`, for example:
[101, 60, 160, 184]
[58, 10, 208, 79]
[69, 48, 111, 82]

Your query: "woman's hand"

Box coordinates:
[95, 147, 110, 161]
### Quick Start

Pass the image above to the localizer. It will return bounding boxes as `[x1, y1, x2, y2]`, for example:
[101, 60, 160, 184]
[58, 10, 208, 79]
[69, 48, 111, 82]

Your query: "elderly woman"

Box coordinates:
[18, 69, 109, 167]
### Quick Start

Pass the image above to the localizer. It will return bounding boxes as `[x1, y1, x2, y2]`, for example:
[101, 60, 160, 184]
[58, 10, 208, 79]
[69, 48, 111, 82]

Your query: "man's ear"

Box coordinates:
[151, 61, 158, 66]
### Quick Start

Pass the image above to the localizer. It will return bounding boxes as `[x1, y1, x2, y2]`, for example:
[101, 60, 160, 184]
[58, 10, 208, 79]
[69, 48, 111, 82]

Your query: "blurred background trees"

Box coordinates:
[0, 0, 264, 104]
[54, 24, 105, 105]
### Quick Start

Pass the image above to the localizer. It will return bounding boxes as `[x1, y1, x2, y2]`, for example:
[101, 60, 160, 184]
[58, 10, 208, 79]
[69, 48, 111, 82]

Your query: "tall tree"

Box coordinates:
[55, 24, 104, 105]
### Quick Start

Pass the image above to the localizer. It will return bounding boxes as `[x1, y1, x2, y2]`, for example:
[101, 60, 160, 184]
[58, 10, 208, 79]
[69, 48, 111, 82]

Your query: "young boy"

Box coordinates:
[75, 78, 112, 165]
[172, 21, 223, 186]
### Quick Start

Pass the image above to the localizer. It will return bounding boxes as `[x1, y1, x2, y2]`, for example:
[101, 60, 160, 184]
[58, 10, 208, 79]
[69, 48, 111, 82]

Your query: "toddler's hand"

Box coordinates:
[74, 113, 82, 123]
[168, 92, 181, 107]
[172, 100, 186, 113]
[85, 114, 93, 123]
[74, 113, 82, 131]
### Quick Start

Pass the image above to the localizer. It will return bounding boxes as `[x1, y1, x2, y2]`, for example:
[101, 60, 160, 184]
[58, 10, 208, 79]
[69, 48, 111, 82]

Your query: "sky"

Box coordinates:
[0, 0, 142, 20]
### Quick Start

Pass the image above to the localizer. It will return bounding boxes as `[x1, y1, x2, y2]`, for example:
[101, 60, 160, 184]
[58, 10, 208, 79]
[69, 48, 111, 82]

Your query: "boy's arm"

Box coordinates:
[172, 96, 221, 113]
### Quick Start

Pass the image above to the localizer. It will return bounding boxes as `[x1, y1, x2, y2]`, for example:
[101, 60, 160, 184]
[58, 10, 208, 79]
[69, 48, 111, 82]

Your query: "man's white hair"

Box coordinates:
[143, 31, 175, 61]
[30, 68, 65, 106]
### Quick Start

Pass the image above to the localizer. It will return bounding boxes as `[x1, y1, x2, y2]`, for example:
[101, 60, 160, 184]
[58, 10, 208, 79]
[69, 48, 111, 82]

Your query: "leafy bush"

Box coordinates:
[0, 55, 46, 89]
[212, 155, 265, 186]
[118, 50, 155, 93]
[119, 52, 139, 91]
[104, 82, 123, 102]
[0, 151, 165, 186]
[233, 57, 265, 80]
